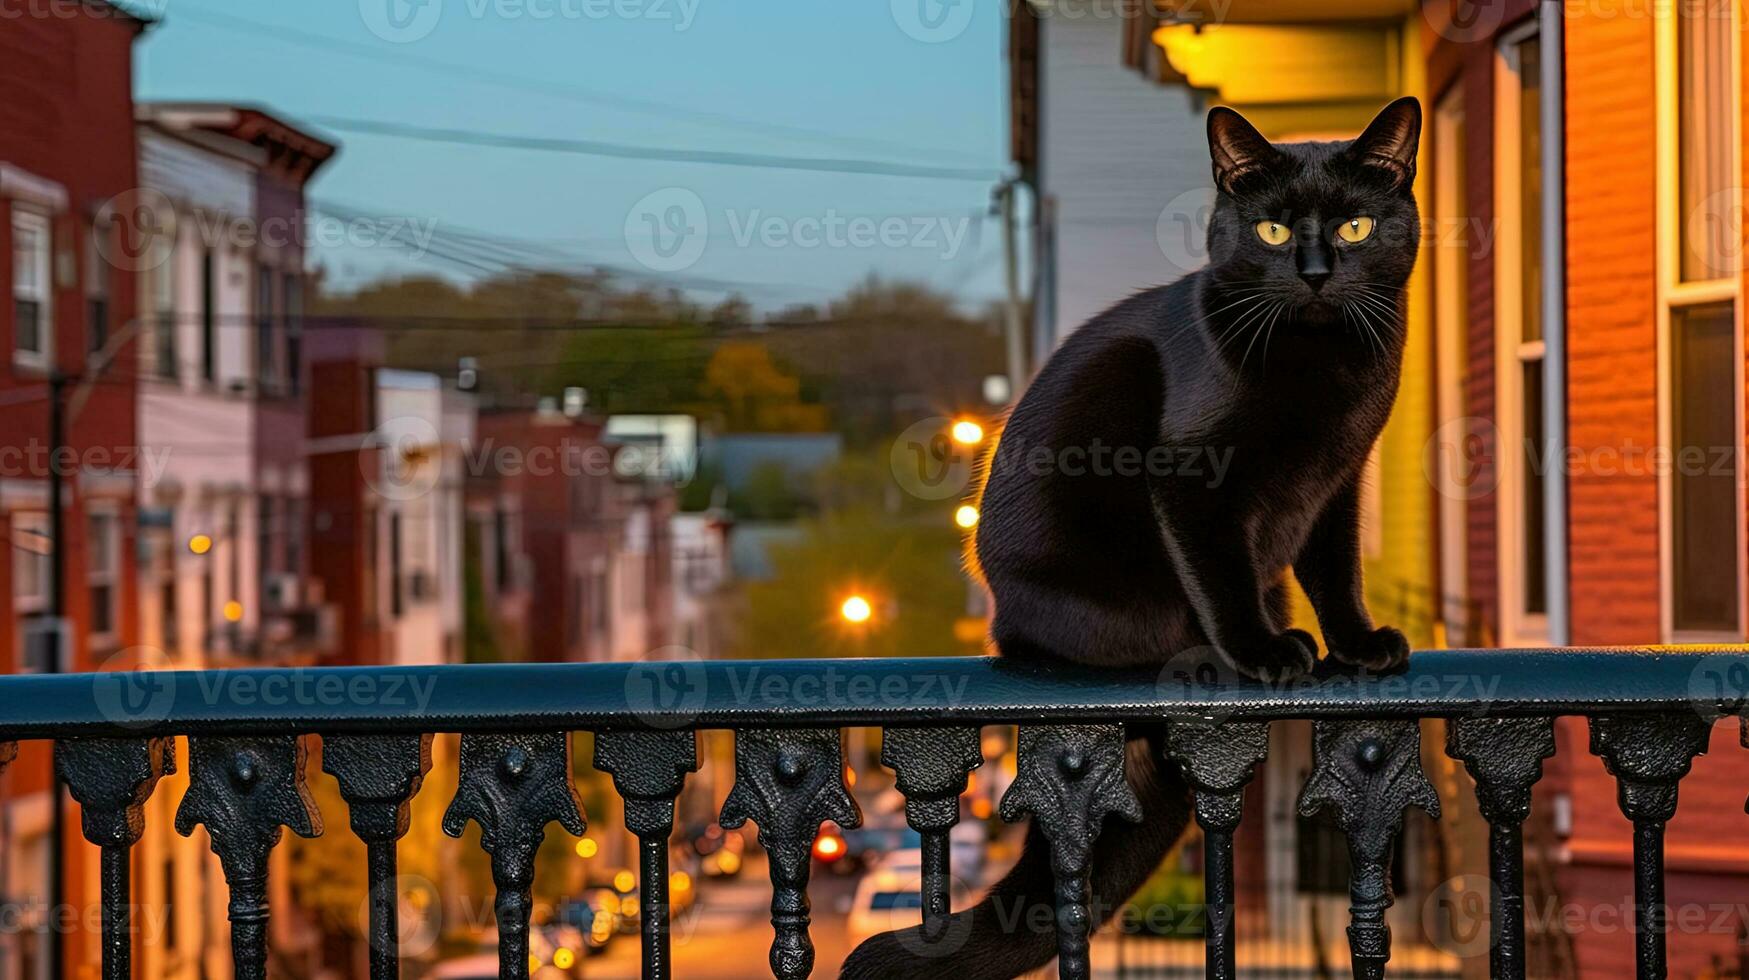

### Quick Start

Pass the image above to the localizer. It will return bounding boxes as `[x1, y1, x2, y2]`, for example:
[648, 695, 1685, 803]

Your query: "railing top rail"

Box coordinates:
[7, 647, 1746, 738]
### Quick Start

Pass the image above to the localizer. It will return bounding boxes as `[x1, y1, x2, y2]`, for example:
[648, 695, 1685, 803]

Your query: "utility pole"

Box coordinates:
[995, 179, 1028, 400]
[45, 369, 67, 980]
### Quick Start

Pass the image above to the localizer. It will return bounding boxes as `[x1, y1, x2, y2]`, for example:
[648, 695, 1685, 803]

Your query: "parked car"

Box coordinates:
[845, 853, 973, 949]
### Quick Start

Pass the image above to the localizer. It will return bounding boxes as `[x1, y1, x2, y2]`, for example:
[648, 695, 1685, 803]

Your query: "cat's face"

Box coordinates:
[1201, 98, 1422, 330]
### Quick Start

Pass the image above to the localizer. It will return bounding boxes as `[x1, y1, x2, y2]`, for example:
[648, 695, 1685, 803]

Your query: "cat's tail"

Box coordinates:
[839, 729, 1191, 980]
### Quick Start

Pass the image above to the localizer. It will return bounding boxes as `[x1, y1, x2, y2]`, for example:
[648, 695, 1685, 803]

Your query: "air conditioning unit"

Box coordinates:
[263, 573, 303, 612]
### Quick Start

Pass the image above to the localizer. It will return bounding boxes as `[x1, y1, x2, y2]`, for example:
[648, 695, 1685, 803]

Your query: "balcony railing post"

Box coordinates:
[1590, 714, 1711, 980]
[56, 738, 166, 980]
[1298, 720, 1440, 980]
[1446, 716, 1556, 980]
[174, 735, 322, 980]
[1164, 719, 1270, 980]
[1000, 724, 1142, 980]
[443, 732, 586, 980]
[721, 728, 861, 980]
[880, 726, 983, 944]
[595, 730, 700, 980]
[322, 733, 435, 980]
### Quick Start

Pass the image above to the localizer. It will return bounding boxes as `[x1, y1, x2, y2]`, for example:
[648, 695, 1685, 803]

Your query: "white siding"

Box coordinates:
[1038, 11, 1211, 344]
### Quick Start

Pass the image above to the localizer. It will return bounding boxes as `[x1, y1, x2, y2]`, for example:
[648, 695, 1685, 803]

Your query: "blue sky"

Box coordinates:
[135, 0, 1009, 309]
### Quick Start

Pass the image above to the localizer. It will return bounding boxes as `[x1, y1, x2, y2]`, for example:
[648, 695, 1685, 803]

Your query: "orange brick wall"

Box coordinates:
[1563, 8, 1663, 647]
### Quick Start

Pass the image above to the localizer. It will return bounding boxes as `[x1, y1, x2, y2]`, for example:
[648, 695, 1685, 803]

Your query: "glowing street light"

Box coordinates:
[954, 504, 980, 529]
[950, 419, 984, 445]
[840, 595, 873, 624]
[187, 534, 213, 556]
[222, 600, 244, 623]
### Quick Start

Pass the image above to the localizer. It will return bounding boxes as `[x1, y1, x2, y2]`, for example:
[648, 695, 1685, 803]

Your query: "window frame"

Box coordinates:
[11, 511, 50, 617]
[1656, 0, 1746, 641]
[12, 207, 53, 371]
[1432, 85, 1471, 644]
[1493, 19, 1551, 646]
[86, 507, 121, 647]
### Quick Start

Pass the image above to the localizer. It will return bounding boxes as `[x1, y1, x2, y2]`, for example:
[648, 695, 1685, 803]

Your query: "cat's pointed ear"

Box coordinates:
[1206, 106, 1278, 195]
[1348, 96, 1422, 190]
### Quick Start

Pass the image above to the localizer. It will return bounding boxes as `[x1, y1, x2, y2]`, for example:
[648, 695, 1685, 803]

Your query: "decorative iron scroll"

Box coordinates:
[1298, 720, 1439, 980]
[57, 737, 173, 980]
[1447, 717, 1556, 980]
[323, 733, 434, 980]
[882, 726, 983, 942]
[1591, 713, 1711, 980]
[444, 732, 586, 980]
[175, 736, 322, 980]
[1000, 724, 1141, 980]
[595, 730, 699, 980]
[1165, 720, 1268, 980]
[721, 728, 860, 980]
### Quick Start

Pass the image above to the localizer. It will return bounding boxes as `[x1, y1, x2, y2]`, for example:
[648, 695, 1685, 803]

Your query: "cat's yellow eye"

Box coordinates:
[1336, 216, 1375, 243]
[1254, 220, 1291, 246]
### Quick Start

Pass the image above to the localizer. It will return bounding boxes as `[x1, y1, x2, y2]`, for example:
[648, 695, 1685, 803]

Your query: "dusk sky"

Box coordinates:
[134, 0, 1009, 308]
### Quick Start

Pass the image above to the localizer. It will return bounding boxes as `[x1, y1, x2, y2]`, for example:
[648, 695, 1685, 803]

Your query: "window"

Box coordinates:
[87, 511, 119, 643]
[151, 242, 177, 380]
[86, 222, 110, 356]
[284, 497, 304, 579]
[389, 512, 404, 618]
[12, 209, 52, 368]
[1661, 0, 1741, 636]
[256, 263, 276, 387]
[258, 494, 277, 593]
[1495, 25, 1549, 642]
[199, 248, 216, 383]
[11, 512, 50, 616]
[284, 272, 303, 395]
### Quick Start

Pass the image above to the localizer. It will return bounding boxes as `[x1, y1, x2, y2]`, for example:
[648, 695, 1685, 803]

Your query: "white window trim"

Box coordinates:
[86, 505, 121, 648]
[1493, 19, 1550, 646]
[10, 511, 49, 617]
[1432, 86, 1469, 644]
[12, 207, 53, 371]
[1655, 0, 1746, 643]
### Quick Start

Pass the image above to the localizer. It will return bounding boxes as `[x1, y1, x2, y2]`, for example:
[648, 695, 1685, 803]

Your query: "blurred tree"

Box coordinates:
[732, 504, 984, 660]
[700, 342, 828, 433]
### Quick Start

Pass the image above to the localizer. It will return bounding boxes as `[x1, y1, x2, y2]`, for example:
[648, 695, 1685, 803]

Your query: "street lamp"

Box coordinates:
[950, 419, 984, 446]
[839, 595, 873, 624]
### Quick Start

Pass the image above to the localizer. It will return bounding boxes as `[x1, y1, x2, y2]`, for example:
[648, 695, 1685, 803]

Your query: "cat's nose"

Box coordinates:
[1300, 271, 1331, 292]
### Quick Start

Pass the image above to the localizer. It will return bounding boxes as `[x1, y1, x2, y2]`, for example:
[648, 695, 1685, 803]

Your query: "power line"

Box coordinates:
[305, 115, 1001, 182]
[156, 4, 993, 166]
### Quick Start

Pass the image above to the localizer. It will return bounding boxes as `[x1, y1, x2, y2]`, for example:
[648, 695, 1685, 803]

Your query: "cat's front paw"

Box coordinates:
[1328, 625, 1411, 672]
[1229, 629, 1317, 684]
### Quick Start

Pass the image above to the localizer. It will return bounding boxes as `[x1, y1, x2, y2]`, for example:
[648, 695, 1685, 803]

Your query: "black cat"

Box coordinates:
[842, 97, 1421, 980]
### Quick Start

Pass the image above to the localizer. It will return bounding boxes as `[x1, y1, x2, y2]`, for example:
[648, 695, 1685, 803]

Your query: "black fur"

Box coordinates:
[843, 97, 1422, 980]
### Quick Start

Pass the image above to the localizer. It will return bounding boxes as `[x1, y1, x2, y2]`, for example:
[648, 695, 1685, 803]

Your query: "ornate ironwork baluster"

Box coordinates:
[595, 730, 699, 980]
[1446, 717, 1556, 980]
[1590, 714, 1711, 980]
[720, 728, 861, 980]
[881, 727, 983, 943]
[1163, 720, 1268, 980]
[444, 733, 586, 980]
[1000, 725, 1142, 980]
[175, 736, 322, 980]
[1298, 720, 1440, 980]
[56, 737, 173, 980]
[323, 734, 434, 980]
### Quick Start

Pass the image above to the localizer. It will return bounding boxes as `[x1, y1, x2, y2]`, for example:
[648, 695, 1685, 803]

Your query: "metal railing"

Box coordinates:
[18, 647, 1749, 980]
